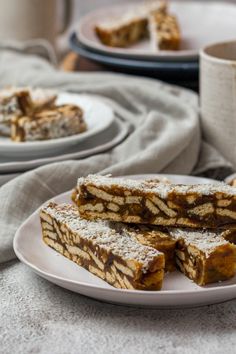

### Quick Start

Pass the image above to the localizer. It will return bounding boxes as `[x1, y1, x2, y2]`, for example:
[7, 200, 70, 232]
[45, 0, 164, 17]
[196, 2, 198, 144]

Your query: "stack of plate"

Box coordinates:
[0, 92, 130, 186]
[70, 1, 236, 86]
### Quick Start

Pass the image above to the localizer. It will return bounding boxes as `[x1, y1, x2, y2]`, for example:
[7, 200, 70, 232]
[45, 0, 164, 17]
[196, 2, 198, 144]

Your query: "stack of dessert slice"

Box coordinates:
[0, 87, 86, 142]
[40, 175, 236, 291]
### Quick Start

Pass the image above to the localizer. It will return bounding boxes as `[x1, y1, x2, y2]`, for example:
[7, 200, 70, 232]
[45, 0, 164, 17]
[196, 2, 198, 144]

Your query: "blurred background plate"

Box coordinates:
[0, 93, 114, 158]
[76, 1, 236, 61]
[0, 118, 130, 174]
[70, 33, 199, 84]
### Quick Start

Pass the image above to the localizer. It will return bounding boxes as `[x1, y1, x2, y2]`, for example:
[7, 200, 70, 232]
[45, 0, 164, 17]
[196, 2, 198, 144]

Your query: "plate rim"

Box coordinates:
[76, 0, 236, 62]
[0, 114, 130, 173]
[70, 34, 199, 72]
[13, 174, 236, 298]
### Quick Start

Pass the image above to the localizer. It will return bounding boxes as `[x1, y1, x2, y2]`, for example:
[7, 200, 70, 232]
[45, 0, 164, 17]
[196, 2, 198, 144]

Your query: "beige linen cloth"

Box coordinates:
[0, 46, 235, 354]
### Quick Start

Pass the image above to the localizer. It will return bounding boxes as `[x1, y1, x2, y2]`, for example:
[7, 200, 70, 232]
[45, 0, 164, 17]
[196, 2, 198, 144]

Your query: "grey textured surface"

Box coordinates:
[1, 261, 236, 354]
[0, 46, 235, 354]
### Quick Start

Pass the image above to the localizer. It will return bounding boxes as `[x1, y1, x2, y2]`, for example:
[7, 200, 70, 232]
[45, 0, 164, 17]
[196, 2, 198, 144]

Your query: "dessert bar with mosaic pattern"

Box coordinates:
[12, 104, 86, 142]
[95, 1, 167, 48]
[40, 202, 165, 290]
[169, 228, 236, 285]
[74, 175, 236, 229]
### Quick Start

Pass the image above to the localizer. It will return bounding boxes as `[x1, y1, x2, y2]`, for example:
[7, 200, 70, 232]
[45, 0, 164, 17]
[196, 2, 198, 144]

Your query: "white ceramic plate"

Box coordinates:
[14, 174, 236, 308]
[0, 118, 130, 173]
[77, 1, 236, 61]
[0, 93, 114, 158]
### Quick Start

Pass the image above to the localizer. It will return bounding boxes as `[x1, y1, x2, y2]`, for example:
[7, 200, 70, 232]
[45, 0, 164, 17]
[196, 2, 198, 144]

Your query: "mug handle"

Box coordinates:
[59, 0, 73, 34]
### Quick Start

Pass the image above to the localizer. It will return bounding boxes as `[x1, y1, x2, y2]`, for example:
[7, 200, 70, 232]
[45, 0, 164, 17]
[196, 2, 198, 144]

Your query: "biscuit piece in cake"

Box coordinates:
[75, 175, 236, 229]
[169, 228, 236, 285]
[41, 202, 165, 291]
[11, 104, 86, 142]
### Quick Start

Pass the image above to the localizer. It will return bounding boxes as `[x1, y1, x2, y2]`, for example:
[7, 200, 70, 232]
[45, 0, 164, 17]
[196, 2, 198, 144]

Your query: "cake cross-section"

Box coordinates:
[40, 202, 165, 290]
[122, 224, 177, 272]
[95, 1, 167, 48]
[169, 228, 236, 285]
[74, 175, 236, 228]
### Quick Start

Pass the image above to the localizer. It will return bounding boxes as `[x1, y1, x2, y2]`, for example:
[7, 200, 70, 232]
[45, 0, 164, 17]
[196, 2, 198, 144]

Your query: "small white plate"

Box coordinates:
[0, 118, 130, 173]
[0, 93, 114, 158]
[14, 174, 236, 308]
[77, 1, 236, 62]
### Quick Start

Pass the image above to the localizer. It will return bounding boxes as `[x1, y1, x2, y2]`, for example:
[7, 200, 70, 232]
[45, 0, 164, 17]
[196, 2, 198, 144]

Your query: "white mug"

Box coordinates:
[200, 41, 236, 167]
[0, 0, 72, 47]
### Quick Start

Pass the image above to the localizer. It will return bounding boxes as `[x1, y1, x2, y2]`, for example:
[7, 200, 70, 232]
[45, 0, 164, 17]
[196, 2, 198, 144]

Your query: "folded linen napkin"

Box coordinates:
[0, 46, 233, 264]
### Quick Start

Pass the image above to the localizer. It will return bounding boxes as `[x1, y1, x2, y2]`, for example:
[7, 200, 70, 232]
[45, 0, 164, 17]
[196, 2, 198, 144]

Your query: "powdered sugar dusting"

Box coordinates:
[77, 174, 236, 199]
[168, 228, 229, 256]
[42, 203, 162, 272]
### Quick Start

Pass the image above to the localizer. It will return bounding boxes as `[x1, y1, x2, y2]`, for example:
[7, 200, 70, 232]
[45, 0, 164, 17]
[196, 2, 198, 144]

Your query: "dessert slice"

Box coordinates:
[75, 175, 236, 229]
[11, 104, 86, 142]
[149, 11, 180, 50]
[123, 224, 176, 272]
[40, 202, 165, 290]
[169, 228, 236, 285]
[95, 1, 167, 48]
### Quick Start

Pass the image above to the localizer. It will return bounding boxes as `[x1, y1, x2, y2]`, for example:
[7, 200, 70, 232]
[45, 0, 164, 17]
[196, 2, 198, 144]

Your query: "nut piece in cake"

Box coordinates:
[169, 228, 236, 285]
[11, 104, 86, 142]
[40, 202, 165, 291]
[149, 11, 180, 51]
[95, 1, 167, 48]
[75, 174, 236, 229]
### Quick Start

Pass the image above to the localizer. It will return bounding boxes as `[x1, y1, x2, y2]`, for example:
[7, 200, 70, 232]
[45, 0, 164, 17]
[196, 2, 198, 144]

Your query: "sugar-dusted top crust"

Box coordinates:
[42, 202, 162, 272]
[77, 174, 236, 199]
[96, 0, 166, 30]
[168, 228, 230, 256]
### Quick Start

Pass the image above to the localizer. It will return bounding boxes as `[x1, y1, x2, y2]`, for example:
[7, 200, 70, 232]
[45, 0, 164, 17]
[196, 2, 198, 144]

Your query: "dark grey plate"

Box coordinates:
[70, 33, 199, 83]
